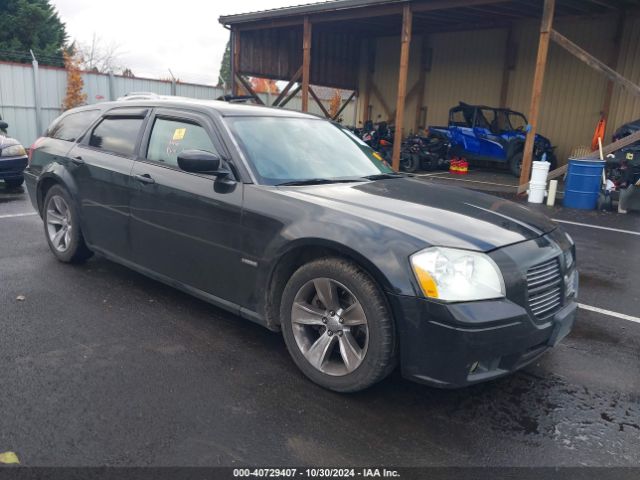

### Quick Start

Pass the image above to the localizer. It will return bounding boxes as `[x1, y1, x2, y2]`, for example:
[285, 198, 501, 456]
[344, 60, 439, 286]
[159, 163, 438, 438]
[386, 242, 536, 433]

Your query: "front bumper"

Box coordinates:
[0, 155, 28, 180]
[390, 293, 577, 388]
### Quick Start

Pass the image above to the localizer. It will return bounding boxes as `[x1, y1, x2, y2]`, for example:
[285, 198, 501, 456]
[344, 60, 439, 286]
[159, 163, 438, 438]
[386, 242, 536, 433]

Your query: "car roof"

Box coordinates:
[71, 96, 319, 119]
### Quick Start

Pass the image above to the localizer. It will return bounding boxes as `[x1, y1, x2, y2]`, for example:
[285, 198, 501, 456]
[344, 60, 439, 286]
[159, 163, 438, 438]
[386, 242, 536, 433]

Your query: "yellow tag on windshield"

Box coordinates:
[373, 152, 383, 162]
[173, 128, 186, 141]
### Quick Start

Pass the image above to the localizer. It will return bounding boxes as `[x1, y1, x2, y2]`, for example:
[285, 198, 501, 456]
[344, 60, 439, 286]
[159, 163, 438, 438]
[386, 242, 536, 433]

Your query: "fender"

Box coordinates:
[34, 163, 89, 237]
[506, 138, 524, 160]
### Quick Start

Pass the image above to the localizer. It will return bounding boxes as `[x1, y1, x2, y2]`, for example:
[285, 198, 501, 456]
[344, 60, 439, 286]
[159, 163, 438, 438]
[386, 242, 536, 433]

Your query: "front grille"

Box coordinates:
[527, 257, 563, 320]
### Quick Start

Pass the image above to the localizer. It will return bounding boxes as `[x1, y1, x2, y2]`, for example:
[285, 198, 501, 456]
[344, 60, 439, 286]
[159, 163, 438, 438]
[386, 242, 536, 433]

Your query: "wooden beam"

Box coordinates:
[280, 84, 302, 108]
[333, 90, 357, 121]
[232, 29, 241, 96]
[499, 27, 514, 108]
[234, 72, 265, 105]
[308, 86, 331, 118]
[272, 66, 303, 107]
[370, 81, 392, 121]
[550, 29, 640, 99]
[301, 16, 312, 112]
[519, 0, 555, 189]
[392, 4, 413, 171]
[601, 14, 625, 121]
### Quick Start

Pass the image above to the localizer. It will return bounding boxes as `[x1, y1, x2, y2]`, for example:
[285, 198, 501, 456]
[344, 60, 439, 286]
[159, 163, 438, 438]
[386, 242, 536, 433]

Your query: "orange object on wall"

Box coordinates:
[591, 117, 606, 151]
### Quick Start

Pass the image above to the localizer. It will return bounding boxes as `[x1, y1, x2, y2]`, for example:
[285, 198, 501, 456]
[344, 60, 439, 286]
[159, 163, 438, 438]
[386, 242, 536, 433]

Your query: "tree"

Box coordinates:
[250, 77, 279, 94]
[217, 38, 231, 88]
[121, 68, 135, 78]
[329, 89, 343, 119]
[76, 33, 122, 73]
[0, 0, 68, 66]
[62, 48, 86, 111]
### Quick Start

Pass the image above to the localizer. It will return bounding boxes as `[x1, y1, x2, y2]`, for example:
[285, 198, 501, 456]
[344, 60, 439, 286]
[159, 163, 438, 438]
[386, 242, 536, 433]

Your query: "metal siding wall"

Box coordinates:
[356, 14, 639, 165]
[507, 16, 617, 163]
[424, 29, 506, 129]
[1, 62, 356, 147]
[608, 14, 640, 140]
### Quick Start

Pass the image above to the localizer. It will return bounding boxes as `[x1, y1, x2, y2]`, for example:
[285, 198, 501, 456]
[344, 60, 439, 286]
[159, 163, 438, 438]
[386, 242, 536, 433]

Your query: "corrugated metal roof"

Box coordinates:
[219, 0, 405, 24]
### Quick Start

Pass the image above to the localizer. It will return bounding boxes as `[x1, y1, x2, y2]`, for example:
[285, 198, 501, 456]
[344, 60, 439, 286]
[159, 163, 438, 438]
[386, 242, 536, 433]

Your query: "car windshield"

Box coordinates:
[225, 116, 395, 186]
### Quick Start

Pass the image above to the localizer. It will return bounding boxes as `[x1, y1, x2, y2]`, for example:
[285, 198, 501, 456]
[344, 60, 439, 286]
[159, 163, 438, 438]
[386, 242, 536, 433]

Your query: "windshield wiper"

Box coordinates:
[276, 178, 365, 187]
[361, 172, 408, 180]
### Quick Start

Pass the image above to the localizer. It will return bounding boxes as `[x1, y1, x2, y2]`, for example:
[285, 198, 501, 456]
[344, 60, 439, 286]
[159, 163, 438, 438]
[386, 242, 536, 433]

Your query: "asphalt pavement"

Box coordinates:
[0, 181, 638, 467]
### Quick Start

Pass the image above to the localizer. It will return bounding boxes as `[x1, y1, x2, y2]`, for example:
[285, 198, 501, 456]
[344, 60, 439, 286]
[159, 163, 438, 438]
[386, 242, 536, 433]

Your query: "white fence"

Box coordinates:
[0, 61, 357, 147]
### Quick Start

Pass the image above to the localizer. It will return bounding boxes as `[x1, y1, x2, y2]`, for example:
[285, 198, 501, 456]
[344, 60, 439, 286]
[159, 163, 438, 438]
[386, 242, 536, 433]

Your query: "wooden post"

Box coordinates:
[232, 29, 241, 96]
[392, 4, 413, 171]
[519, 0, 555, 190]
[301, 16, 312, 113]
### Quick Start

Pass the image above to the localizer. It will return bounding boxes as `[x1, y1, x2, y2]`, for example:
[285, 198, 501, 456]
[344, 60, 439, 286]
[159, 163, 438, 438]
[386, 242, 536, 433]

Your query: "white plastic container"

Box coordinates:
[528, 160, 551, 204]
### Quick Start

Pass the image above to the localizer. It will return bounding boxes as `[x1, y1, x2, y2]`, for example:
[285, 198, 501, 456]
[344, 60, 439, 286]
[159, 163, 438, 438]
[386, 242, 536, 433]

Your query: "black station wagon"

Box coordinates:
[25, 97, 579, 392]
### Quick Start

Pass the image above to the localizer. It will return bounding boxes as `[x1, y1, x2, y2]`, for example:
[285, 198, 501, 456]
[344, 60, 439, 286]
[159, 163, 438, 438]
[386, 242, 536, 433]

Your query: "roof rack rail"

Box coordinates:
[117, 92, 162, 101]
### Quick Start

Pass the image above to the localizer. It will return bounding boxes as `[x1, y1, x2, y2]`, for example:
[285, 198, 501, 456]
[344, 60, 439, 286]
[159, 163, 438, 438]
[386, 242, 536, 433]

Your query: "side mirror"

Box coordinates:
[177, 149, 225, 174]
[0, 121, 8, 131]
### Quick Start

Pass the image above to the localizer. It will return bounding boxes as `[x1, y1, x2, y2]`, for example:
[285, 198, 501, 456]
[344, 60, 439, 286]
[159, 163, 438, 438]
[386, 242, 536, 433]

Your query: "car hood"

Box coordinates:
[276, 177, 557, 252]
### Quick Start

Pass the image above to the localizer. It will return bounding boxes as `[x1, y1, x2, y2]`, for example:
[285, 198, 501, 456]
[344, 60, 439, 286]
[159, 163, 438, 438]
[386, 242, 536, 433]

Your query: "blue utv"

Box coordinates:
[429, 102, 556, 177]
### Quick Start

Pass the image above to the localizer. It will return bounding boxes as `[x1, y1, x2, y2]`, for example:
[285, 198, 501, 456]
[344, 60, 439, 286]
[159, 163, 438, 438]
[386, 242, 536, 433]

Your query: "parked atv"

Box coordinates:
[428, 102, 557, 177]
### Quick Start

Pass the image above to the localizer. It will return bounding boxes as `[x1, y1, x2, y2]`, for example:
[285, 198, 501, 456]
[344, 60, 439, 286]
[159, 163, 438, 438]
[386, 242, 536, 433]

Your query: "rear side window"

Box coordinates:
[146, 118, 217, 167]
[89, 117, 144, 156]
[48, 110, 100, 142]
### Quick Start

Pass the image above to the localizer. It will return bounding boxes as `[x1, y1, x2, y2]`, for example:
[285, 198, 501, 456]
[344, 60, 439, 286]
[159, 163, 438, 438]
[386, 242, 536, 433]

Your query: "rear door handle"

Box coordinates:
[71, 155, 84, 165]
[135, 173, 155, 185]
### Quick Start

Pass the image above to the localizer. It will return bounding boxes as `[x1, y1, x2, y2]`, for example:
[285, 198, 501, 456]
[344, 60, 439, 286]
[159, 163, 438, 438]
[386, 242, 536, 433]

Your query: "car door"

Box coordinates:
[450, 106, 480, 156]
[67, 108, 149, 260]
[129, 108, 245, 305]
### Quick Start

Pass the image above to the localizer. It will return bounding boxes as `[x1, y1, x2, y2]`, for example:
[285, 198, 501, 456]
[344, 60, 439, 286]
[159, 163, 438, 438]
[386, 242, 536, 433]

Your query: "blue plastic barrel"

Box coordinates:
[563, 158, 605, 210]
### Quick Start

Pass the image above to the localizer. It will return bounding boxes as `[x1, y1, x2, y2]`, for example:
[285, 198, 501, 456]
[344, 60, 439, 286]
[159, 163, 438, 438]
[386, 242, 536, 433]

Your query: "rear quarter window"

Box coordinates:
[88, 117, 144, 156]
[47, 110, 101, 142]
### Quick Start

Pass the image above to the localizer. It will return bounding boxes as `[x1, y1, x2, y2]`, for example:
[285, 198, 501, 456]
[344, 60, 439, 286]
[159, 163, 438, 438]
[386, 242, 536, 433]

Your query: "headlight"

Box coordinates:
[410, 247, 505, 302]
[0, 144, 26, 157]
[565, 232, 574, 246]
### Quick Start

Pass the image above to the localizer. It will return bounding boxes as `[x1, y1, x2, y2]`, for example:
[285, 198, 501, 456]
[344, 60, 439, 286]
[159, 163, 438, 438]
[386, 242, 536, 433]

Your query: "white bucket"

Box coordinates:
[528, 161, 550, 204]
[528, 181, 547, 203]
[531, 160, 550, 183]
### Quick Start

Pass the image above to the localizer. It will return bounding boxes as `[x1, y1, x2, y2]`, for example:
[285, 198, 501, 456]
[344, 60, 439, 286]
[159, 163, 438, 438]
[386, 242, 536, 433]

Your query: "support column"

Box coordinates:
[301, 16, 312, 113]
[362, 40, 375, 124]
[414, 36, 430, 132]
[392, 4, 412, 171]
[519, 0, 555, 190]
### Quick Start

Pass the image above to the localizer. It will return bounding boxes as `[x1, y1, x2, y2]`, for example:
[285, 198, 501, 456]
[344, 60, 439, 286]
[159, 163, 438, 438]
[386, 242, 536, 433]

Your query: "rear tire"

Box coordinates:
[280, 257, 396, 392]
[43, 185, 93, 264]
[509, 151, 523, 177]
[400, 153, 420, 173]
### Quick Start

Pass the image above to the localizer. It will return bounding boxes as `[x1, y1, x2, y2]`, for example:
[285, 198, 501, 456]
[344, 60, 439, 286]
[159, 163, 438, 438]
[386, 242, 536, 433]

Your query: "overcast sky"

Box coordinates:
[52, 0, 303, 85]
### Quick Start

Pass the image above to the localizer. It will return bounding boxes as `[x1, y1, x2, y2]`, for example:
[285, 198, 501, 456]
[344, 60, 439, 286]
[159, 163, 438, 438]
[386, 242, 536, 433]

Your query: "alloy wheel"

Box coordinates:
[46, 195, 72, 253]
[291, 278, 369, 376]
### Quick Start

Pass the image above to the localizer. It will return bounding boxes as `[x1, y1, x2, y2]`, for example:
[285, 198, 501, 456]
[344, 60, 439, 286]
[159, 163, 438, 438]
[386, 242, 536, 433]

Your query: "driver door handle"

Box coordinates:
[135, 173, 155, 185]
[71, 155, 84, 165]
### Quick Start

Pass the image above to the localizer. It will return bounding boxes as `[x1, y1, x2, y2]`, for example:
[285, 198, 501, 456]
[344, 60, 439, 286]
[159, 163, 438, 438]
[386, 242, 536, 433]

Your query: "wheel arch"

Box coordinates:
[36, 167, 79, 216]
[263, 239, 396, 330]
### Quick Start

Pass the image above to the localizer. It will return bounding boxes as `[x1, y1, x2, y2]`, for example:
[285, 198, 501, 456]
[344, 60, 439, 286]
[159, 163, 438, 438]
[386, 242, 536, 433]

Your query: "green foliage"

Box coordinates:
[0, 0, 67, 66]
[217, 38, 231, 88]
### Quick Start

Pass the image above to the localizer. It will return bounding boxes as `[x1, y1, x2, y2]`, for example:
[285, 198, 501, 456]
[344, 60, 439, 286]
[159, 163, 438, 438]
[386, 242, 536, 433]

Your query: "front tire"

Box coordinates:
[280, 258, 396, 392]
[43, 185, 93, 263]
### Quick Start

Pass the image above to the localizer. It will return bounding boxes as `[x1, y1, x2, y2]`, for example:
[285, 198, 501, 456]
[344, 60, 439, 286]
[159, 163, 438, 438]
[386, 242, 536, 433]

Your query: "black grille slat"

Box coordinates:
[527, 257, 563, 320]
